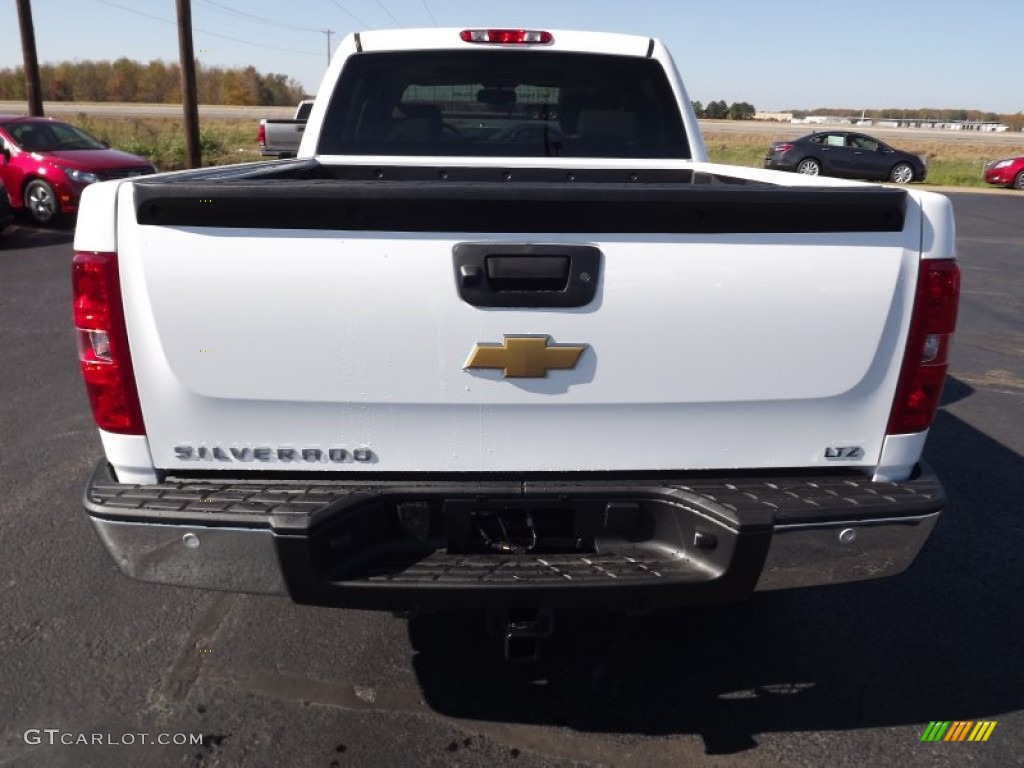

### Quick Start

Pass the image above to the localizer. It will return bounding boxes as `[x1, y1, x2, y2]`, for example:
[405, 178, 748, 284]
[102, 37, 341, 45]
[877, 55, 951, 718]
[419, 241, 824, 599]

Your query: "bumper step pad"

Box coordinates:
[361, 551, 708, 585]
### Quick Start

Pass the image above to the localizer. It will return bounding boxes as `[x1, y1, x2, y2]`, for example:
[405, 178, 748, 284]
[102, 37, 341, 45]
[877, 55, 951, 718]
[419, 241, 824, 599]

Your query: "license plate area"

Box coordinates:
[444, 500, 597, 555]
[309, 492, 745, 593]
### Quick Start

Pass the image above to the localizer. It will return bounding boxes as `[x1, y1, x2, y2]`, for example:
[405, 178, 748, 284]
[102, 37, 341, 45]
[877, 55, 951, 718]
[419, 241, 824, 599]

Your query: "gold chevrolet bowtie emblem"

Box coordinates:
[464, 335, 587, 378]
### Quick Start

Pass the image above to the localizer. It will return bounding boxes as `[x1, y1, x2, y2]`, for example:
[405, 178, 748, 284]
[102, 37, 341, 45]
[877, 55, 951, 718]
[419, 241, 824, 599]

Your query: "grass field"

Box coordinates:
[72, 115, 1018, 189]
[73, 115, 263, 169]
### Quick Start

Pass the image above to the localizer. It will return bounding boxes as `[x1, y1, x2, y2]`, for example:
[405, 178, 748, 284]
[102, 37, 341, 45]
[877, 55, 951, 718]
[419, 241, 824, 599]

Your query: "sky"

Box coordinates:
[0, 0, 1021, 114]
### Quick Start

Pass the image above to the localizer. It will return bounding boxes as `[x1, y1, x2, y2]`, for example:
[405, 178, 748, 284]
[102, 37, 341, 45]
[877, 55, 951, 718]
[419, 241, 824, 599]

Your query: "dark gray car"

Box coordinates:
[764, 131, 926, 183]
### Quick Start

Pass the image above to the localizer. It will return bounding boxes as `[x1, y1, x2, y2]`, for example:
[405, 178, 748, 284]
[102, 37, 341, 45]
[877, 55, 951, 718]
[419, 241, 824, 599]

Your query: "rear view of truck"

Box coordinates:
[73, 28, 958, 656]
[258, 99, 314, 158]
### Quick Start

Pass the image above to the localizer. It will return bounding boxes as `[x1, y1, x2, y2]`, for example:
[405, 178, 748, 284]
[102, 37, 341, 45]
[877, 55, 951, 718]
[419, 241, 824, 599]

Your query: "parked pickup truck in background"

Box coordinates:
[257, 99, 313, 159]
[74, 28, 959, 659]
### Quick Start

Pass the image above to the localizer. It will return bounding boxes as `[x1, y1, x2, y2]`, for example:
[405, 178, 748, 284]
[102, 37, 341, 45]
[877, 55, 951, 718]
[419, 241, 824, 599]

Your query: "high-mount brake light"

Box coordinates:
[460, 29, 554, 45]
[72, 251, 146, 435]
[886, 259, 960, 435]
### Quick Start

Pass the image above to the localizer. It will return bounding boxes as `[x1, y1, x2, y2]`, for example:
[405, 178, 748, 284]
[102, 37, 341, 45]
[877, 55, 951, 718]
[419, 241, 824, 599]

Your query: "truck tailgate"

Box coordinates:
[116, 179, 921, 474]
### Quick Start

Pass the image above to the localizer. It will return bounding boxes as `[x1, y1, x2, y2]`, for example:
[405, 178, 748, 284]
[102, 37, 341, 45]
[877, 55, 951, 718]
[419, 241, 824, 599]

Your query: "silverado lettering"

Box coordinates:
[173, 446, 370, 462]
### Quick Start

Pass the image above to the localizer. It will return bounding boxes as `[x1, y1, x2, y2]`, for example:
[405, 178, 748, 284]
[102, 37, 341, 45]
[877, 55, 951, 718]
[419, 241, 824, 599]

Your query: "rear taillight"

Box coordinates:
[72, 251, 145, 435]
[771, 143, 793, 153]
[460, 29, 554, 44]
[887, 259, 960, 435]
[257, 122, 266, 147]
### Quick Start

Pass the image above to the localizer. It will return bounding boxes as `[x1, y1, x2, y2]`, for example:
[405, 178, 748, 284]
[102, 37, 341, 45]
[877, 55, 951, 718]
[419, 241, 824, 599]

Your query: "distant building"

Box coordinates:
[754, 111, 793, 122]
[789, 116, 1009, 132]
[895, 119, 1008, 132]
[792, 116, 852, 125]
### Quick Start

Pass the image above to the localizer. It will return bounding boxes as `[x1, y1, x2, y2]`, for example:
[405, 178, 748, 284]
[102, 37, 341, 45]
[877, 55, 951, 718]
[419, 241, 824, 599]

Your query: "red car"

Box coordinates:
[983, 156, 1024, 190]
[0, 116, 155, 225]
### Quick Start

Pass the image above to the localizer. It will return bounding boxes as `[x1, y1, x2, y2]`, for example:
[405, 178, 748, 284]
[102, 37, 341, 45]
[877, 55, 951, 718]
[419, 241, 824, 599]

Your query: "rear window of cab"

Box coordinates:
[317, 50, 689, 159]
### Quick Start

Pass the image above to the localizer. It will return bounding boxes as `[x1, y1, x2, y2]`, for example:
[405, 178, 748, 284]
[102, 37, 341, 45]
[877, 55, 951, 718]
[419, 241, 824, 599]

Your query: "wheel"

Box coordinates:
[1014, 171, 1024, 190]
[889, 163, 914, 184]
[23, 179, 61, 225]
[796, 158, 821, 176]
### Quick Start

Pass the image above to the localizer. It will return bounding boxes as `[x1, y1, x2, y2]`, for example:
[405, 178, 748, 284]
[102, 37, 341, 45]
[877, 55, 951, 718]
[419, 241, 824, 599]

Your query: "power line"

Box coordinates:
[374, 0, 403, 27]
[198, 0, 321, 34]
[420, 0, 438, 26]
[327, 0, 369, 28]
[194, 30, 319, 56]
[93, 0, 319, 56]
[94, 0, 171, 25]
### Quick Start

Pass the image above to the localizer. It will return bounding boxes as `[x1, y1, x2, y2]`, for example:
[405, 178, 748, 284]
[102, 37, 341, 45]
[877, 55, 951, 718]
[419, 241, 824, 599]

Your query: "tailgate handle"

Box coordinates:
[485, 255, 569, 291]
[453, 244, 601, 308]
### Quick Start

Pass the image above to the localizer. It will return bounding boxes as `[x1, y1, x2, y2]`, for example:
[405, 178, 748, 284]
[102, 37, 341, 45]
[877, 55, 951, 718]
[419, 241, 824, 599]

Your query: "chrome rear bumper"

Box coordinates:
[90, 508, 940, 597]
[84, 461, 944, 610]
[756, 511, 939, 590]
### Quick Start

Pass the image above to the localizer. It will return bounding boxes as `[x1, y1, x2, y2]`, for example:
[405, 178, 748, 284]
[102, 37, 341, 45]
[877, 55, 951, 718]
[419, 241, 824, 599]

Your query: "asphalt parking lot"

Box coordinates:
[0, 190, 1021, 767]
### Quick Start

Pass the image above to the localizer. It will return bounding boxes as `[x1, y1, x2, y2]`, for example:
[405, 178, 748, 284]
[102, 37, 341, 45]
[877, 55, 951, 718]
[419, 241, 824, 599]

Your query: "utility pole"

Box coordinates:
[323, 30, 335, 67]
[176, 0, 202, 168]
[15, 0, 44, 116]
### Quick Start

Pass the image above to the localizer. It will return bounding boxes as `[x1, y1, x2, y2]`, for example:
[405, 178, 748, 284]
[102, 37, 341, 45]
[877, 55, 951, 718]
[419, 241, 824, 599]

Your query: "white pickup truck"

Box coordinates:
[257, 99, 314, 159]
[73, 28, 958, 657]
